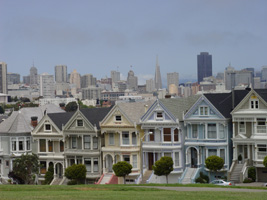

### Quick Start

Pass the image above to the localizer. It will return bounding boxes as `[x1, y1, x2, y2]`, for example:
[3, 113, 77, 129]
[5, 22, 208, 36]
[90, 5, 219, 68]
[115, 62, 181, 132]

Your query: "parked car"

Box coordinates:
[263, 183, 267, 187]
[210, 179, 233, 186]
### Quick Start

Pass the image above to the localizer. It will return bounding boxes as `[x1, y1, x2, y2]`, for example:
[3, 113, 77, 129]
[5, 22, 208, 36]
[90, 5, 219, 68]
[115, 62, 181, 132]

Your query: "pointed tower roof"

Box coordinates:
[154, 56, 162, 90]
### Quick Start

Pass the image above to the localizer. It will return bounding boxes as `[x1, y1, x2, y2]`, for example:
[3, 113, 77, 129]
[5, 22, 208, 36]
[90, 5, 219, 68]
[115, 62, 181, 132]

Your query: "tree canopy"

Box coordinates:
[205, 155, 224, 180]
[112, 161, 132, 184]
[65, 101, 78, 112]
[263, 156, 267, 168]
[0, 106, 4, 114]
[12, 153, 40, 184]
[64, 164, 86, 184]
[44, 164, 54, 185]
[152, 156, 173, 184]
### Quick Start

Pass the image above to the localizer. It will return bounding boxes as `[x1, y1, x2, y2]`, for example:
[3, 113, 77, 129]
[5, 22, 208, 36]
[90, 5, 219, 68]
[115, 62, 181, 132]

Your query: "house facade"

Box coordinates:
[231, 89, 267, 182]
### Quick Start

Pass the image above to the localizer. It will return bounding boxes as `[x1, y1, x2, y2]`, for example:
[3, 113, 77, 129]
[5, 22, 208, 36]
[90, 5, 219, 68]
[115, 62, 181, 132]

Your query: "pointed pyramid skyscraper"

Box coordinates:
[154, 56, 162, 90]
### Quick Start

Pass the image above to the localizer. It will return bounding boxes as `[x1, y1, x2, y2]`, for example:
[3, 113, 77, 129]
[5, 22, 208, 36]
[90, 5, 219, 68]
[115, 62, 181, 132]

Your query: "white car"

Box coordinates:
[210, 179, 233, 186]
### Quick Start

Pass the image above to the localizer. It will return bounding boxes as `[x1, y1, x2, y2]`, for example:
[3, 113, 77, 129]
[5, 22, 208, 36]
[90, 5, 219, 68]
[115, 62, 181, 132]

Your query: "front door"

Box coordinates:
[191, 147, 198, 168]
[148, 153, 153, 170]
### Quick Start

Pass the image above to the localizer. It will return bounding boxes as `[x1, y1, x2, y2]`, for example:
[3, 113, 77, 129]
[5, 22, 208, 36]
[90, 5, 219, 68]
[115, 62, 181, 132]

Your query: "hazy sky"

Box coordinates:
[0, 0, 266, 84]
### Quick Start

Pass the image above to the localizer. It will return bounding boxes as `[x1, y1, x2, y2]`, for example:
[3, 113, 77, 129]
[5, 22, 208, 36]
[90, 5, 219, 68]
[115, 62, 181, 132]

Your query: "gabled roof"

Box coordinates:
[160, 95, 200, 120]
[204, 90, 249, 118]
[0, 104, 65, 135]
[116, 100, 154, 123]
[48, 112, 75, 130]
[80, 106, 113, 129]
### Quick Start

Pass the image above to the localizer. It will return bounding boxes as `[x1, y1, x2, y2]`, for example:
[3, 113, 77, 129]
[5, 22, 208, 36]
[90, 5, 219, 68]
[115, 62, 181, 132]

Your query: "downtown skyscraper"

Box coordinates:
[154, 56, 162, 90]
[0, 62, 7, 94]
[55, 65, 67, 83]
[197, 52, 212, 83]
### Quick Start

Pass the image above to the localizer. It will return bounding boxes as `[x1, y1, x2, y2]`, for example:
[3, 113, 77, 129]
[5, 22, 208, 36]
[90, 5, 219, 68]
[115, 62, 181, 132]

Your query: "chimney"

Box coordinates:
[31, 116, 38, 128]
[59, 103, 66, 110]
[144, 105, 148, 113]
[165, 94, 171, 99]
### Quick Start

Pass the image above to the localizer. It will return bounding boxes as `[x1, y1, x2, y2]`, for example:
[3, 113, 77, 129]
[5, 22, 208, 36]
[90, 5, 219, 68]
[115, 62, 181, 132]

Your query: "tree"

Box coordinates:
[64, 164, 86, 184]
[12, 153, 40, 184]
[152, 156, 173, 184]
[0, 106, 4, 114]
[112, 161, 132, 184]
[44, 164, 54, 185]
[65, 101, 78, 112]
[205, 155, 224, 180]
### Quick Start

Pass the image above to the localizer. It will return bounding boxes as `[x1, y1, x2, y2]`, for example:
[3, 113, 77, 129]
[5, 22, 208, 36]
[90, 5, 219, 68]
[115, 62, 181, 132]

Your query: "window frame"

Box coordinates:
[132, 155, 137, 168]
[44, 123, 52, 132]
[239, 122, 246, 134]
[207, 124, 217, 139]
[199, 106, 209, 116]
[109, 133, 115, 145]
[115, 115, 122, 122]
[84, 135, 91, 149]
[77, 119, 84, 127]
[122, 131, 130, 145]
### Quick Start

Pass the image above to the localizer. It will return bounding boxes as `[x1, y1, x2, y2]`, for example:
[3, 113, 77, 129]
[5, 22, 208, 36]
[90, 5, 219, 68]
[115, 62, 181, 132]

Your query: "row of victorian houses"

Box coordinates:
[1, 88, 267, 184]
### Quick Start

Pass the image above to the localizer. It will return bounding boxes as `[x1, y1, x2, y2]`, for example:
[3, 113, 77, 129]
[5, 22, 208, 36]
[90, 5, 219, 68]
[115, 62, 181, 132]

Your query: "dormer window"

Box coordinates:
[115, 115, 122, 121]
[250, 99, 259, 109]
[77, 119, 83, 127]
[156, 112, 163, 120]
[44, 124, 51, 131]
[199, 106, 208, 116]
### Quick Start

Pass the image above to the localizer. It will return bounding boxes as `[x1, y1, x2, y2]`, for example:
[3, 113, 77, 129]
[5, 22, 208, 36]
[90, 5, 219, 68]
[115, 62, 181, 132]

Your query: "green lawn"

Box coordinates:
[0, 184, 266, 200]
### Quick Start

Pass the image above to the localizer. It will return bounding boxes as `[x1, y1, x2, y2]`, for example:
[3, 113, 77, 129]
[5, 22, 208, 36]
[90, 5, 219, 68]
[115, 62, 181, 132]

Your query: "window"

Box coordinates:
[123, 155, 130, 163]
[122, 132, 129, 145]
[77, 120, 83, 127]
[257, 118, 266, 133]
[200, 106, 208, 116]
[132, 133, 137, 145]
[84, 159, 91, 172]
[156, 112, 163, 119]
[239, 122, 245, 133]
[94, 159, 99, 172]
[18, 137, 24, 151]
[174, 128, 179, 142]
[45, 124, 51, 131]
[149, 129, 154, 141]
[163, 128, 171, 142]
[132, 155, 137, 168]
[39, 139, 46, 152]
[220, 149, 225, 162]
[174, 152, 179, 166]
[48, 141, 53, 152]
[219, 124, 225, 139]
[258, 144, 267, 152]
[11, 138, 16, 151]
[251, 99, 259, 109]
[115, 115, 121, 121]
[84, 136, 91, 149]
[192, 125, 198, 138]
[208, 149, 217, 157]
[60, 141, 64, 152]
[93, 137, 98, 149]
[6, 160, 9, 167]
[26, 137, 31, 150]
[208, 124, 217, 139]
[71, 136, 77, 149]
[109, 133, 115, 145]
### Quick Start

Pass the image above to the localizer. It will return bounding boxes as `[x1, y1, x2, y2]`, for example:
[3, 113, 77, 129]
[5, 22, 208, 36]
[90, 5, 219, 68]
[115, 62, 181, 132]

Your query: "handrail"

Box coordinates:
[241, 160, 248, 182]
[227, 160, 237, 181]
[146, 171, 154, 183]
[191, 168, 201, 183]
[178, 167, 188, 183]
[95, 173, 105, 184]
[135, 173, 142, 184]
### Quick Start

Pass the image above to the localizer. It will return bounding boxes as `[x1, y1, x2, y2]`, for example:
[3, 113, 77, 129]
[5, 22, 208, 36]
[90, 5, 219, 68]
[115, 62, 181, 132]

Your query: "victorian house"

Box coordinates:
[182, 91, 248, 183]
[140, 96, 199, 183]
[99, 101, 154, 184]
[230, 89, 267, 182]
[0, 104, 64, 184]
[32, 107, 112, 184]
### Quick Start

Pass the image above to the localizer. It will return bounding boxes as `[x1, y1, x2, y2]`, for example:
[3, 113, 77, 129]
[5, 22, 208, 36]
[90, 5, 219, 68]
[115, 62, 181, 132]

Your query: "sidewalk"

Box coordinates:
[235, 182, 266, 187]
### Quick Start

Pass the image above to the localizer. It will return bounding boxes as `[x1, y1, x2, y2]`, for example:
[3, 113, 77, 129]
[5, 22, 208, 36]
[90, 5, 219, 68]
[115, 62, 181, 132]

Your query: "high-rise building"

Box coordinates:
[40, 73, 55, 98]
[146, 79, 155, 93]
[167, 72, 179, 90]
[55, 65, 67, 83]
[69, 69, 81, 89]
[81, 74, 96, 88]
[0, 62, 7, 94]
[30, 66, 38, 85]
[23, 75, 30, 85]
[127, 70, 138, 91]
[261, 66, 267, 82]
[154, 56, 162, 90]
[7, 73, 20, 85]
[111, 70, 120, 83]
[82, 86, 102, 100]
[197, 52, 212, 83]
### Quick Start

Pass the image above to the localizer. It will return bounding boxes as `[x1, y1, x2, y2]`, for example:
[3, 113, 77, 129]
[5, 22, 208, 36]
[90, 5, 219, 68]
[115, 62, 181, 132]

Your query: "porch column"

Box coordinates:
[53, 163, 56, 177]
[171, 128, 174, 143]
[233, 144, 237, 160]
[75, 156, 77, 164]
[232, 122, 235, 138]
[160, 128, 163, 142]
[204, 123, 207, 139]
[255, 144, 257, 160]
[46, 139, 48, 153]
[81, 135, 84, 150]
[91, 136, 93, 150]
[153, 152, 155, 164]
[103, 156, 106, 173]
[248, 145, 251, 160]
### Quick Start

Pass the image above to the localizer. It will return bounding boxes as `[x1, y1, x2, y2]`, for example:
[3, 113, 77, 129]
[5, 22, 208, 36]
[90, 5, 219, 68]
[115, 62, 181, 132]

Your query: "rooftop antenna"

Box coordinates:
[117, 66, 119, 72]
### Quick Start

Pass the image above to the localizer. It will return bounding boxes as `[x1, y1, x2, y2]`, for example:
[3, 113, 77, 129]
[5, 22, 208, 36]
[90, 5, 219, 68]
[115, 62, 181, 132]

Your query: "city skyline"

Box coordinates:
[0, 0, 267, 84]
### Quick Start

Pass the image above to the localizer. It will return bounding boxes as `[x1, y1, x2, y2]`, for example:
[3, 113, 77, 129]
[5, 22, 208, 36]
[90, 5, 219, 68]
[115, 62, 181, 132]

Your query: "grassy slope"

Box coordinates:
[0, 185, 266, 200]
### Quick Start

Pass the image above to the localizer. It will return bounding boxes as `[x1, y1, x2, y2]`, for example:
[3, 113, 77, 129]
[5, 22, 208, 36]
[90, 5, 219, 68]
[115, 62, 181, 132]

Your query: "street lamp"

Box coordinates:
[140, 131, 152, 182]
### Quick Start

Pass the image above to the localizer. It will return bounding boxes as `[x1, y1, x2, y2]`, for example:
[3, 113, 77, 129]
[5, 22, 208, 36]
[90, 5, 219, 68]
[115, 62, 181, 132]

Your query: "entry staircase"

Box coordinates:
[96, 173, 113, 184]
[140, 170, 153, 184]
[180, 168, 198, 184]
[229, 163, 243, 183]
[50, 177, 64, 185]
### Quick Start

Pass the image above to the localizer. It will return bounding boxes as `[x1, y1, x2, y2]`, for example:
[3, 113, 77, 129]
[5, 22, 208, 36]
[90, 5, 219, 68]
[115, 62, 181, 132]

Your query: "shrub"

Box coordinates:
[112, 161, 132, 184]
[243, 178, 253, 183]
[248, 167, 256, 182]
[65, 164, 86, 184]
[152, 156, 173, 184]
[44, 165, 54, 185]
[67, 180, 78, 185]
[195, 172, 209, 184]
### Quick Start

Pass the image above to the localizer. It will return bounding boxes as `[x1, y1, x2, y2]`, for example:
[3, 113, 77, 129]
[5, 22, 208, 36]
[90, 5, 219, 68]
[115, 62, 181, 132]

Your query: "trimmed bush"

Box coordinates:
[65, 164, 86, 184]
[243, 177, 253, 183]
[44, 165, 54, 185]
[248, 167, 256, 182]
[195, 172, 209, 184]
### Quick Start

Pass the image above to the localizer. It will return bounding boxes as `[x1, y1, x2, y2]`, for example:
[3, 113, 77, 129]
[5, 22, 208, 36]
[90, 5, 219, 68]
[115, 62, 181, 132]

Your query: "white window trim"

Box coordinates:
[115, 115, 122, 122]
[239, 122, 246, 134]
[173, 151, 180, 167]
[250, 99, 259, 109]
[199, 106, 209, 116]
[44, 123, 52, 132]
[132, 154, 138, 169]
[77, 119, 84, 127]
[156, 111, 164, 120]
[207, 123, 217, 139]
[192, 124, 198, 139]
[109, 133, 115, 145]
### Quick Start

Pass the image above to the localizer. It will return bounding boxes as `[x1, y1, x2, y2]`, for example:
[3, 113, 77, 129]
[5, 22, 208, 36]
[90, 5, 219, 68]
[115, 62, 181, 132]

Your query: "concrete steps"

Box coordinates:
[140, 170, 152, 184]
[100, 174, 112, 184]
[229, 164, 243, 183]
[181, 168, 197, 184]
